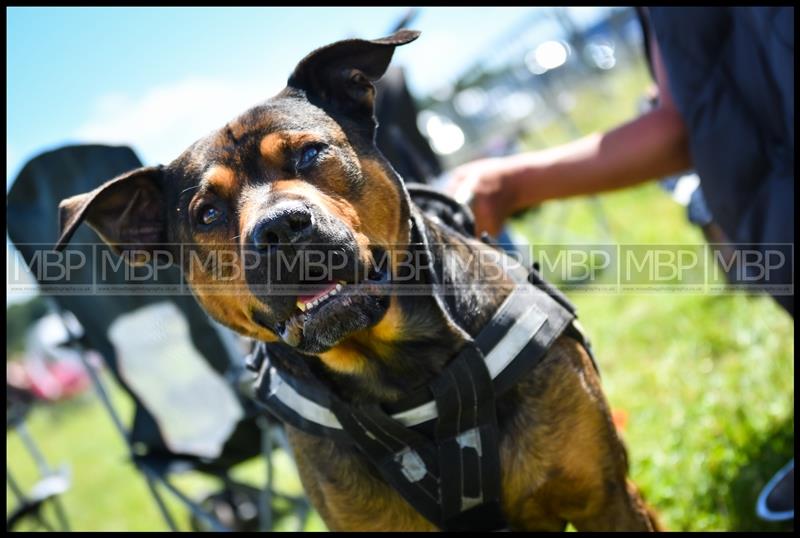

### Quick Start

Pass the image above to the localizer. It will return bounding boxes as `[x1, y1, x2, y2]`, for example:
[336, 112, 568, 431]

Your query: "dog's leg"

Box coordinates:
[500, 338, 660, 531]
[569, 478, 662, 531]
[284, 425, 437, 531]
[553, 343, 661, 532]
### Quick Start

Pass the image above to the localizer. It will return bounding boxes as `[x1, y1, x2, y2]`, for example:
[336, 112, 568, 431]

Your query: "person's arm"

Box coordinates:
[447, 34, 693, 236]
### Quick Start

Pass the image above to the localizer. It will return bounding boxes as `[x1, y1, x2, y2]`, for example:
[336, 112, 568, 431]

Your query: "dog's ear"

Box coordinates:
[55, 166, 166, 265]
[287, 29, 420, 133]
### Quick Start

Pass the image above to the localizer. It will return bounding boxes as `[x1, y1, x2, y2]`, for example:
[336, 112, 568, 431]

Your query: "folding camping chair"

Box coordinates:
[7, 144, 311, 531]
[7, 384, 71, 532]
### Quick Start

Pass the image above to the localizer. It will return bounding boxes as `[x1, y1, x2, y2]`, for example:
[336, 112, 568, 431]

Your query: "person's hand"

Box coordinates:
[445, 157, 520, 237]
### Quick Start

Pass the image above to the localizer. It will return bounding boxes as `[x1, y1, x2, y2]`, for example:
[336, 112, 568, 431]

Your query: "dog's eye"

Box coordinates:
[199, 205, 223, 226]
[297, 145, 322, 171]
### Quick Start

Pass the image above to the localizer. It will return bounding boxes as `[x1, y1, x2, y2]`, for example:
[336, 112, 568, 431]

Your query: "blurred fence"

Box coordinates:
[415, 7, 646, 166]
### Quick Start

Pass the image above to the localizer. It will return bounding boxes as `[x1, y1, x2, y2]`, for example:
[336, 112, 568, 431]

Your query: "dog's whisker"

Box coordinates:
[179, 185, 201, 196]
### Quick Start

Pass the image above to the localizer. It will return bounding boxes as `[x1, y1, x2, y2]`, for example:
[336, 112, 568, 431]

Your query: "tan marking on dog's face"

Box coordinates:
[182, 242, 278, 343]
[259, 131, 330, 170]
[259, 132, 288, 169]
[353, 158, 408, 247]
[185, 168, 240, 248]
[315, 299, 404, 372]
[203, 164, 239, 200]
[318, 343, 369, 374]
[361, 298, 404, 344]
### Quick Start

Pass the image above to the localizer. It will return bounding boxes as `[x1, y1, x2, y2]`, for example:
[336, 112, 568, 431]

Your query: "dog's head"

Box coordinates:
[56, 31, 421, 363]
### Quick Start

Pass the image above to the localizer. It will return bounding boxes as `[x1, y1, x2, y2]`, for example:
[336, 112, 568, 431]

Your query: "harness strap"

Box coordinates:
[506, 253, 599, 375]
[329, 342, 505, 531]
[430, 344, 504, 530]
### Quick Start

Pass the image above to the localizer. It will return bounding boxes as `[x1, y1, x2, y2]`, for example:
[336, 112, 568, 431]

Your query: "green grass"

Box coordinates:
[7, 61, 794, 531]
[506, 60, 794, 531]
[510, 185, 794, 531]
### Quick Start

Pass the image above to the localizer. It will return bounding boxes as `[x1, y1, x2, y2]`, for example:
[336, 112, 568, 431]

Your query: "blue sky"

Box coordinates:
[6, 7, 607, 187]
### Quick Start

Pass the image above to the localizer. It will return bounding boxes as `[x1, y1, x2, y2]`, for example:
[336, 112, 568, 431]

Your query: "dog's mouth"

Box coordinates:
[253, 260, 392, 353]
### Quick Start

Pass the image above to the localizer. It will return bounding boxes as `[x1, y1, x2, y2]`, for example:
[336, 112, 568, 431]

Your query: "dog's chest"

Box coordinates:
[282, 372, 561, 532]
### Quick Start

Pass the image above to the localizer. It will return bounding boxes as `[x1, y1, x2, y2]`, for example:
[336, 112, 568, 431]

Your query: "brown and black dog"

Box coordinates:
[55, 30, 660, 531]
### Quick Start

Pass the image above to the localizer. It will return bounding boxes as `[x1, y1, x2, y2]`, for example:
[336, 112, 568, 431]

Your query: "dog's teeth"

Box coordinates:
[297, 301, 306, 312]
[335, 283, 343, 291]
[329, 289, 337, 296]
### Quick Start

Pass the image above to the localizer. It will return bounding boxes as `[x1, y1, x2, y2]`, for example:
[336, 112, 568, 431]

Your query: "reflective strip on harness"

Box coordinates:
[391, 400, 438, 428]
[266, 366, 342, 430]
[484, 300, 547, 379]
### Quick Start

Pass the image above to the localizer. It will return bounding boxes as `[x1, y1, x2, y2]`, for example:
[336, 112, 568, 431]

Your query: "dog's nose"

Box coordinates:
[251, 204, 314, 251]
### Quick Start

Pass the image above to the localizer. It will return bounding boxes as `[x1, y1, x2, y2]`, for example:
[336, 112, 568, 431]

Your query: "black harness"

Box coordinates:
[248, 187, 595, 531]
